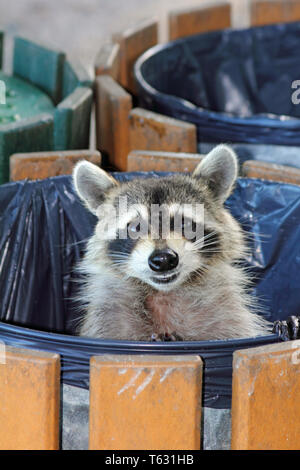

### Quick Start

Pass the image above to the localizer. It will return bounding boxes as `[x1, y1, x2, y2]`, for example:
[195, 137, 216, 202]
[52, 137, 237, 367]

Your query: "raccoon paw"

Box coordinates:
[151, 332, 183, 342]
[272, 316, 300, 341]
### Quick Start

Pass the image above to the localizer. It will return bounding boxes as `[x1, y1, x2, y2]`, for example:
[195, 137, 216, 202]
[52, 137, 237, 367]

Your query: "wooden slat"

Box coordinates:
[95, 75, 132, 170]
[169, 3, 231, 41]
[242, 160, 300, 185]
[13, 37, 65, 105]
[251, 0, 300, 26]
[231, 340, 300, 450]
[54, 86, 93, 150]
[62, 58, 93, 99]
[10, 149, 101, 181]
[0, 114, 54, 184]
[94, 42, 121, 81]
[0, 346, 60, 450]
[113, 18, 158, 94]
[129, 108, 197, 156]
[89, 355, 202, 450]
[127, 150, 203, 172]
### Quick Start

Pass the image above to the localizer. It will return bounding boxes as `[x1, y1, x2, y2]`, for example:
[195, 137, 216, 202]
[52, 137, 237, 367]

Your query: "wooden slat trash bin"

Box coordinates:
[1, 162, 300, 449]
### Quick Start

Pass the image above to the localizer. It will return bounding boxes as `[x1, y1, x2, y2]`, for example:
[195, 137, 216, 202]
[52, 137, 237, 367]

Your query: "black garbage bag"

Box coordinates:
[2, 173, 300, 407]
[135, 21, 300, 152]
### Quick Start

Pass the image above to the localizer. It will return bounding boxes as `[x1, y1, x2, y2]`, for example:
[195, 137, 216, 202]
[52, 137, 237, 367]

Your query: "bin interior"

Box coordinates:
[135, 22, 300, 149]
[136, 22, 300, 119]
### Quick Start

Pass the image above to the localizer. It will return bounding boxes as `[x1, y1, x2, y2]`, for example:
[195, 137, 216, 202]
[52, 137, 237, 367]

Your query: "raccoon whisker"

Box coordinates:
[192, 231, 219, 247]
[109, 254, 129, 264]
[202, 250, 232, 254]
[110, 259, 128, 265]
[241, 231, 271, 240]
[109, 252, 129, 258]
[190, 240, 220, 251]
[232, 226, 271, 240]
[191, 240, 212, 249]
[203, 230, 218, 239]
[202, 241, 220, 248]
[110, 258, 128, 265]
[242, 235, 270, 245]
[198, 231, 218, 243]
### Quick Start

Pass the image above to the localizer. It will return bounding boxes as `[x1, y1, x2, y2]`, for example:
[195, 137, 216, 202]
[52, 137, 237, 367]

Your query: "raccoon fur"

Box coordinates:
[72, 145, 271, 341]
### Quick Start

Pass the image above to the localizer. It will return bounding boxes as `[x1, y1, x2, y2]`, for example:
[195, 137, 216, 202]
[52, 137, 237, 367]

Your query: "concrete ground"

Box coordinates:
[0, 0, 250, 74]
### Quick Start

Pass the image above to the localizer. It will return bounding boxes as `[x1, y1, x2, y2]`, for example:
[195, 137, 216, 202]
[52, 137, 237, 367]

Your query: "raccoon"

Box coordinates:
[72, 145, 271, 341]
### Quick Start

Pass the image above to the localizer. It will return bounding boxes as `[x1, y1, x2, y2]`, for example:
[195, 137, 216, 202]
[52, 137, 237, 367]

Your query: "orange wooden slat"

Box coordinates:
[0, 346, 60, 450]
[89, 354, 202, 450]
[242, 160, 300, 185]
[113, 18, 158, 94]
[251, 0, 300, 26]
[129, 108, 197, 156]
[127, 150, 203, 172]
[10, 149, 101, 181]
[95, 75, 132, 171]
[94, 42, 121, 81]
[231, 340, 300, 450]
[169, 3, 231, 41]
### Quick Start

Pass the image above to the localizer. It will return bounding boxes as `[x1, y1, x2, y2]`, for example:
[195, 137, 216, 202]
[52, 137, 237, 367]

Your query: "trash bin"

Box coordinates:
[0, 35, 93, 184]
[2, 173, 300, 449]
[135, 21, 300, 167]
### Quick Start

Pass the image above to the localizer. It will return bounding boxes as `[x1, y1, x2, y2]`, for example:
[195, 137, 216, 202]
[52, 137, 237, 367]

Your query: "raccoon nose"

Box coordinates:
[148, 249, 179, 272]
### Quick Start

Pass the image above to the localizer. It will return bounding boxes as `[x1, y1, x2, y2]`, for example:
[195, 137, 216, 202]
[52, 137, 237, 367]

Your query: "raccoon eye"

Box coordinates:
[127, 220, 141, 235]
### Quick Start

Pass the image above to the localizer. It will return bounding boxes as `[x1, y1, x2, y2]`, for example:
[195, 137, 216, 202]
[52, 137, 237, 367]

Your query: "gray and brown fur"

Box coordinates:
[72, 145, 271, 341]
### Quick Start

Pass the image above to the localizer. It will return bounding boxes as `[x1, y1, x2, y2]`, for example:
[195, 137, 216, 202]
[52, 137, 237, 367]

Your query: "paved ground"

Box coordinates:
[0, 0, 247, 74]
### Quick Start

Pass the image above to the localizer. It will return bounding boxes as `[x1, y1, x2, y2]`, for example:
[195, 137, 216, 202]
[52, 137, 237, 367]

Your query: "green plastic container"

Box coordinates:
[0, 34, 93, 184]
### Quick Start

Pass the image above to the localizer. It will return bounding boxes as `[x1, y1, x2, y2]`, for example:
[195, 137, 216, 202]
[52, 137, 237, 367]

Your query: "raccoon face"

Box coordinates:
[73, 145, 242, 292]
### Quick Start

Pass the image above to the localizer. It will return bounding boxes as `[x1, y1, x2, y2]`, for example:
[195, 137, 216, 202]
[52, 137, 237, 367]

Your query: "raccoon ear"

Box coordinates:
[192, 145, 238, 203]
[73, 160, 118, 214]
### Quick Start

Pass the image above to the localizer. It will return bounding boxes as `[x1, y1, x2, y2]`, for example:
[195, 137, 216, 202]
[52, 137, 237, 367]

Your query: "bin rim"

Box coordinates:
[0, 320, 279, 353]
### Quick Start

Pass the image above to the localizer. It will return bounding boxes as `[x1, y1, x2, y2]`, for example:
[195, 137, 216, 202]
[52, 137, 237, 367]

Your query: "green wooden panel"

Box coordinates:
[0, 113, 54, 184]
[54, 87, 92, 150]
[13, 37, 65, 105]
[62, 59, 93, 99]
